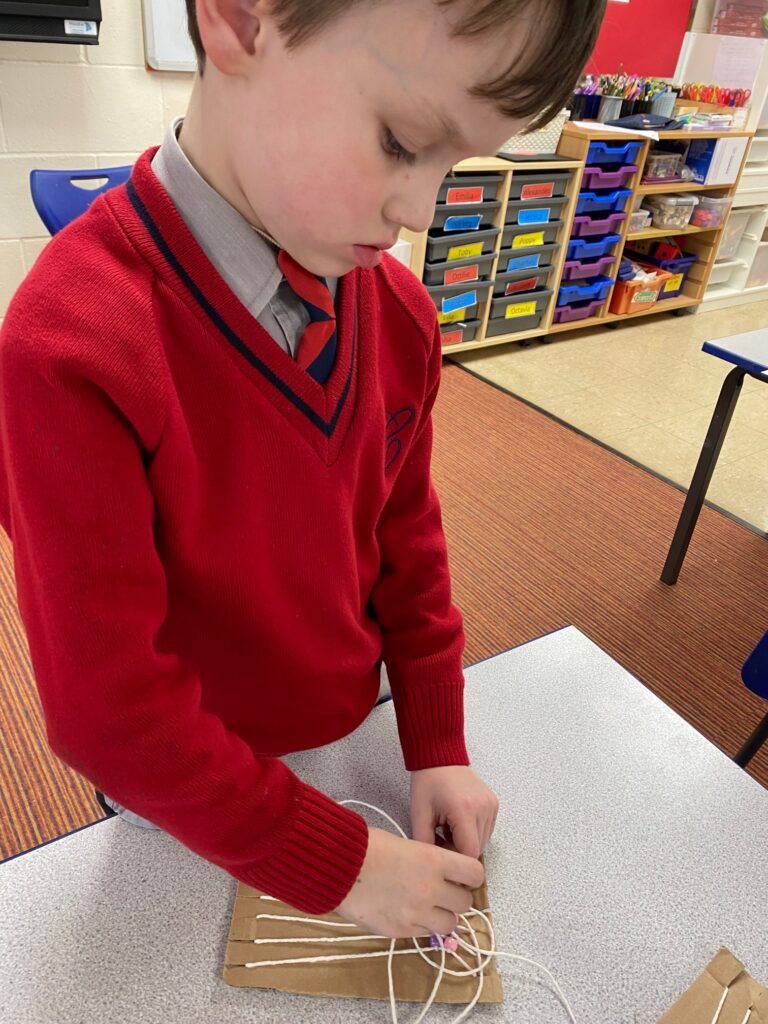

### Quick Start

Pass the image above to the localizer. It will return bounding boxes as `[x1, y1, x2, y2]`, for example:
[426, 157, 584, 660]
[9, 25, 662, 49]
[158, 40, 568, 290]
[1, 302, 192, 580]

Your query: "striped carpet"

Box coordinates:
[1, 362, 766, 862]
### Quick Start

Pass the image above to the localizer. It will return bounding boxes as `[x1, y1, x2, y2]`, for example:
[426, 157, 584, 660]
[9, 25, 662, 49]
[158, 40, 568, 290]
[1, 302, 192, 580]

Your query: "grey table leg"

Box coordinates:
[661, 366, 746, 586]
[734, 711, 768, 768]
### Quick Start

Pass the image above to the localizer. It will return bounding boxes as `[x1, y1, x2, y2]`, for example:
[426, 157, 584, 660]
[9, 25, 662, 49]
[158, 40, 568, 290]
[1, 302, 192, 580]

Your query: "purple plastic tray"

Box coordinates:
[552, 299, 604, 324]
[571, 212, 627, 237]
[581, 164, 637, 190]
[561, 254, 617, 281]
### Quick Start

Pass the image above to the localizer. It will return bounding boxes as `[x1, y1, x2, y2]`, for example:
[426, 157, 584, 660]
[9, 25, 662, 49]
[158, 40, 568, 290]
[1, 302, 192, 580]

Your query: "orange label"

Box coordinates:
[521, 181, 555, 200]
[441, 329, 463, 346]
[444, 264, 479, 286]
[505, 276, 538, 295]
[446, 186, 483, 205]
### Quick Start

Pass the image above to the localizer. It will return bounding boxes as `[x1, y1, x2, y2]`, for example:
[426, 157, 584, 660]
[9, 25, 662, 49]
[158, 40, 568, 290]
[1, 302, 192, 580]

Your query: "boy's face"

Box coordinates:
[200, 0, 528, 277]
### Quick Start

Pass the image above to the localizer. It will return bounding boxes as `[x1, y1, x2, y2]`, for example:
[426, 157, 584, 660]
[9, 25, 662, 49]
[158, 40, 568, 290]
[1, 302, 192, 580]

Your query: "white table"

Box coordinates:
[2, 626, 767, 1023]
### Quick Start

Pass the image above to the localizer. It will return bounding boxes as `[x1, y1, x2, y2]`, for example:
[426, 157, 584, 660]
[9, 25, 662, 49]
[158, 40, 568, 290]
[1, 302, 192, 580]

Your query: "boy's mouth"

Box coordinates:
[352, 240, 396, 269]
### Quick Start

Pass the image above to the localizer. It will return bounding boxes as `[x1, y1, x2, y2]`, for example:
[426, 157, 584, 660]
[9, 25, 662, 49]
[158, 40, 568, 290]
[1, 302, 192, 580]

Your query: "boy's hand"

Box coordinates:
[410, 766, 499, 859]
[336, 827, 484, 939]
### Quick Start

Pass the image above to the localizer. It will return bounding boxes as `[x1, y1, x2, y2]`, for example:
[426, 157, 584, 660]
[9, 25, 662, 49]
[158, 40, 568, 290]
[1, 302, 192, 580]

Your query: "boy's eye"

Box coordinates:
[382, 127, 416, 166]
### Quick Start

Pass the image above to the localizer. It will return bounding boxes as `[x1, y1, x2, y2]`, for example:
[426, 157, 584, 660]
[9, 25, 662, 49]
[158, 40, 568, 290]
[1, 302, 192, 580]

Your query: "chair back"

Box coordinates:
[743, 629, 768, 699]
[30, 166, 132, 235]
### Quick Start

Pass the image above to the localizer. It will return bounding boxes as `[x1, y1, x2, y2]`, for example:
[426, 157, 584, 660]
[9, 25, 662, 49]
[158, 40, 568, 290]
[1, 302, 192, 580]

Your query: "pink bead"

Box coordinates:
[444, 936, 459, 952]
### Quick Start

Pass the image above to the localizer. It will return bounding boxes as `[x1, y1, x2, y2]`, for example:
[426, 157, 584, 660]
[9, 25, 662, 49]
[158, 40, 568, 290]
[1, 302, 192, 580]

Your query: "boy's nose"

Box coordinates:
[385, 188, 441, 236]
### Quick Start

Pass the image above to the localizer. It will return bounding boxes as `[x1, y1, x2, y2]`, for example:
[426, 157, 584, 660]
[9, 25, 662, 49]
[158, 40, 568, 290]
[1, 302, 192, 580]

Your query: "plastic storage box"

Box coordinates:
[436, 174, 503, 205]
[505, 195, 568, 225]
[717, 207, 751, 260]
[552, 298, 605, 324]
[586, 140, 644, 166]
[628, 209, 652, 234]
[625, 249, 698, 299]
[571, 211, 627, 237]
[644, 194, 697, 230]
[493, 266, 551, 297]
[575, 189, 632, 215]
[690, 194, 732, 229]
[746, 243, 768, 289]
[501, 221, 562, 250]
[439, 318, 481, 346]
[557, 276, 614, 306]
[498, 241, 561, 273]
[422, 252, 495, 287]
[643, 152, 683, 181]
[486, 287, 553, 337]
[561, 254, 617, 280]
[425, 226, 500, 263]
[566, 234, 622, 260]
[609, 271, 671, 314]
[580, 165, 637, 190]
[508, 171, 571, 201]
[430, 200, 500, 232]
[426, 280, 493, 324]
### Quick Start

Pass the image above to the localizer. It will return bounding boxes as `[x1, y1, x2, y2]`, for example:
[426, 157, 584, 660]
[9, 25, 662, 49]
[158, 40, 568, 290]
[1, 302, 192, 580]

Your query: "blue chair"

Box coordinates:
[30, 165, 132, 235]
[735, 629, 768, 768]
[661, 330, 767, 585]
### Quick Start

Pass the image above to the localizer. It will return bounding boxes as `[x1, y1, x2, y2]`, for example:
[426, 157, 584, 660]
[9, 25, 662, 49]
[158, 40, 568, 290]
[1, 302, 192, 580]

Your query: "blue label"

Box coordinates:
[506, 254, 540, 272]
[444, 214, 482, 232]
[442, 290, 477, 314]
[518, 208, 550, 225]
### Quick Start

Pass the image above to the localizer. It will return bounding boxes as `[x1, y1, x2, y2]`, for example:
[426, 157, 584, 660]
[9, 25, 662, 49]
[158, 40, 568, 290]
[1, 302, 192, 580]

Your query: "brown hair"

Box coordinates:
[184, 0, 606, 130]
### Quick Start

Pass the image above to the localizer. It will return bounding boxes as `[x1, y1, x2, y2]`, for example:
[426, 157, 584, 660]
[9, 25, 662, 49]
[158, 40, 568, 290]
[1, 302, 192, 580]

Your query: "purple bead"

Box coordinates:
[429, 935, 441, 949]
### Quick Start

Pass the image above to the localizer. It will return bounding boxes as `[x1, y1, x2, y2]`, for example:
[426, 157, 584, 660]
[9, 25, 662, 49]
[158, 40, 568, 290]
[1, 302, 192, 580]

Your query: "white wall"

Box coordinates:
[0, 0, 194, 318]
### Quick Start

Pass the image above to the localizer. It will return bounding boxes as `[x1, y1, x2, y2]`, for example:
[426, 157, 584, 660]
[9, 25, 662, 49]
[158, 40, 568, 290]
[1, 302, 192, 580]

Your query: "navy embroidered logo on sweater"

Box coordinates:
[385, 407, 416, 470]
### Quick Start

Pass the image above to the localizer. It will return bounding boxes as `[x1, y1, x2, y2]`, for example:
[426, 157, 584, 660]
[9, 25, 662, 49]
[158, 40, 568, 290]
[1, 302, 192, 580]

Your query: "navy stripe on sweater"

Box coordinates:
[126, 180, 354, 438]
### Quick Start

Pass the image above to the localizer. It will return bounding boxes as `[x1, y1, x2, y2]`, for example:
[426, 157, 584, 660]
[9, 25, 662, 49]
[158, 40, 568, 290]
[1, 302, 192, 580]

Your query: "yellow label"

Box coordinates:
[512, 231, 545, 249]
[437, 308, 467, 324]
[447, 241, 483, 261]
[664, 273, 684, 293]
[505, 301, 537, 319]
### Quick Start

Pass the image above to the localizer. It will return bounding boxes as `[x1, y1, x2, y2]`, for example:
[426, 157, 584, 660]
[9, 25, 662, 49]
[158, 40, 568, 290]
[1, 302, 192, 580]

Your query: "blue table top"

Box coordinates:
[703, 330, 768, 377]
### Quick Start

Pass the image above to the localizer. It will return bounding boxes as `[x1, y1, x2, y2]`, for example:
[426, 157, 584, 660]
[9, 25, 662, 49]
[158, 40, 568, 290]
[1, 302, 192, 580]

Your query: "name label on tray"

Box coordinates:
[512, 231, 545, 249]
[518, 208, 550, 225]
[448, 241, 483, 261]
[442, 290, 477, 315]
[446, 186, 484, 205]
[664, 274, 684, 292]
[521, 182, 555, 200]
[444, 264, 479, 286]
[505, 277, 538, 296]
[506, 254, 541, 272]
[437, 309, 467, 324]
[444, 214, 482, 232]
[441, 329, 464, 346]
[505, 301, 537, 319]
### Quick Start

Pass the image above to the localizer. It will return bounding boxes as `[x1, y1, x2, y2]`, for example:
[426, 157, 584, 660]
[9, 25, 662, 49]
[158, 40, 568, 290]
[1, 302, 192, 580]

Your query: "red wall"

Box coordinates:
[587, 0, 695, 77]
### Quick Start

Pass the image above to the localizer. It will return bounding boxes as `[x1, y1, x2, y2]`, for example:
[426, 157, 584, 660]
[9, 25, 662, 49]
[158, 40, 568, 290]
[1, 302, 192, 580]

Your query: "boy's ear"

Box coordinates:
[194, 0, 271, 75]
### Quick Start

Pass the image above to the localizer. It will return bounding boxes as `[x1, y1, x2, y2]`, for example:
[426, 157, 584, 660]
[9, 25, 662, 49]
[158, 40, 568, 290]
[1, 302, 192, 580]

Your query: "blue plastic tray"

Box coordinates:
[566, 234, 622, 261]
[575, 189, 632, 216]
[557, 276, 614, 307]
[587, 140, 644, 166]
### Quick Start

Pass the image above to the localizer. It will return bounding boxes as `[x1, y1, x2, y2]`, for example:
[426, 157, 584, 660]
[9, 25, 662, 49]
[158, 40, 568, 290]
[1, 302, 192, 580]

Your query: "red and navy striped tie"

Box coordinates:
[277, 250, 337, 384]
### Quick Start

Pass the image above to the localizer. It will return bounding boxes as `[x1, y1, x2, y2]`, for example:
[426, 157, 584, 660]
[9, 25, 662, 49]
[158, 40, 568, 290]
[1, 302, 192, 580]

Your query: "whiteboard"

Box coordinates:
[142, 0, 197, 72]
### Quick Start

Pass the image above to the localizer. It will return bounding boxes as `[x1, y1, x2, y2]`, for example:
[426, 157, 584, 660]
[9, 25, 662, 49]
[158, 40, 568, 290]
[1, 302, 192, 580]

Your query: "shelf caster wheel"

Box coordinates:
[605, 321, 619, 331]
[671, 308, 688, 317]
[518, 339, 533, 347]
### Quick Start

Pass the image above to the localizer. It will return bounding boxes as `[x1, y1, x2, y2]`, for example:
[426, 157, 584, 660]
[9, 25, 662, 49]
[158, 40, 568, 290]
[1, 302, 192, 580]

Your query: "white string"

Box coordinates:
[712, 986, 729, 1024]
[739, 1010, 753, 1024]
[242, 800, 578, 1023]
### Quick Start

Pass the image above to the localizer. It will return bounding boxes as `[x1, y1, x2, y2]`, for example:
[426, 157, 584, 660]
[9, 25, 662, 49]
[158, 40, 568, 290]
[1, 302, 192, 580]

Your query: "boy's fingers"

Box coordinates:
[411, 802, 437, 846]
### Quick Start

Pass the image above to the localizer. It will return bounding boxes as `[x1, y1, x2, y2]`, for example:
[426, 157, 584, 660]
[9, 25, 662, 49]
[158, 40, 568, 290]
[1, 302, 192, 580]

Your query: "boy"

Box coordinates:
[0, 0, 604, 939]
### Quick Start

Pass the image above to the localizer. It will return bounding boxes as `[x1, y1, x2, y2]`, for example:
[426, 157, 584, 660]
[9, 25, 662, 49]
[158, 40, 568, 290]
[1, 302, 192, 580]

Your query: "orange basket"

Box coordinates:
[609, 266, 673, 315]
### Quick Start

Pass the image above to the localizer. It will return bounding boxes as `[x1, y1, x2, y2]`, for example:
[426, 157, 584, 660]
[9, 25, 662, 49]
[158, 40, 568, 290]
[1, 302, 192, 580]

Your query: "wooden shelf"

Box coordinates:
[441, 325, 546, 354]
[635, 181, 732, 194]
[603, 295, 698, 320]
[546, 313, 608, 334]
[626, 224, 722, 241]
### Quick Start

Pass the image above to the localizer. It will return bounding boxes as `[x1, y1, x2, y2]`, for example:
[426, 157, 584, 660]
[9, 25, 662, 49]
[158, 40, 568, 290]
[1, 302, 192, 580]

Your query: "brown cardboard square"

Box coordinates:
[224, 877, 503, 1005]
[658, 948, 767, 1024]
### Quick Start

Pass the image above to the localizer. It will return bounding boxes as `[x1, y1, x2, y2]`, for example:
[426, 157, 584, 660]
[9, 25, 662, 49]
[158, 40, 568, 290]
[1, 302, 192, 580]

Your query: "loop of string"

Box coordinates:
[242, 799, 578, 1023]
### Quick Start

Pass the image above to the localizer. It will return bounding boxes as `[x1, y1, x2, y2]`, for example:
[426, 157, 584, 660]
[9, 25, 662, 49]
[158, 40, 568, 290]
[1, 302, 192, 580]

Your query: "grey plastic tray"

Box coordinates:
[497, 241, 561, 273]
[501, 221, 562, 249]
[422, 252, 495, 287]
[508, 170, 571, 201]
[505, 195, 569, 226]
[490, 285, 553, 320]
[430, 200, 501, 232]
[425, 226, 500, 263]
[436, 173, 503, 204]
[493, 266, 551, 297]
[439, 318, 481, 345]
[486, 311, 544, 337]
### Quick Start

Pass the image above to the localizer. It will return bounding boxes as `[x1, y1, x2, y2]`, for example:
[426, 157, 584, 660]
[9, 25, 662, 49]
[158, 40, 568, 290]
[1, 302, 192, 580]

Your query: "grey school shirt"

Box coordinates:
[151, 117, 338, 359]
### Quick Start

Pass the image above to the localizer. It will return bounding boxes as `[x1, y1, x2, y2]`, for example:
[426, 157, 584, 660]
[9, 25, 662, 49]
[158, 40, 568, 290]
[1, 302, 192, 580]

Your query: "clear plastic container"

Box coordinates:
[690, 193, 733, 229]
[629, 209, 652, 233]
[644, 152, 683, 181]
[717, 207, 751, 260]
[644, 194, 698, 230]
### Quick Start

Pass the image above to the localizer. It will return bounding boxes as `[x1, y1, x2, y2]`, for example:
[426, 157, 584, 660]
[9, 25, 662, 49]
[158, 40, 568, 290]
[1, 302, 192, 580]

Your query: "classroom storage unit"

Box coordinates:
[400, 124, 754, 354]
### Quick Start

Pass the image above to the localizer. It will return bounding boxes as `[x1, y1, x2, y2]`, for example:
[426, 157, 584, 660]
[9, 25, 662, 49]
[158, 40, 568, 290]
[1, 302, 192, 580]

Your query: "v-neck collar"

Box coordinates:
[113, 148, 359, 466]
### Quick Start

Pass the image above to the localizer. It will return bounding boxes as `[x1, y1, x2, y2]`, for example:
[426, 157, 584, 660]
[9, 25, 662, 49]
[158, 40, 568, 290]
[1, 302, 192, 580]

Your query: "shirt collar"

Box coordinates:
[151, 117, 284, 318]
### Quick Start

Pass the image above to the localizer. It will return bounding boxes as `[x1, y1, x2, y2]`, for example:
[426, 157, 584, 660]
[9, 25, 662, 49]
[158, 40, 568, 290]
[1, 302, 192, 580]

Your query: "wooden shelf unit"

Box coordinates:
[407, 123, 754, 355]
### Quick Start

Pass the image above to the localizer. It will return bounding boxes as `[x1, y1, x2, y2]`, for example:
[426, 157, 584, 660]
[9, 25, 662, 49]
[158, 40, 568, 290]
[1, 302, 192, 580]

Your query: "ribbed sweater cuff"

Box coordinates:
[390, 677, 469, 771]
[239, 784, 369, 915]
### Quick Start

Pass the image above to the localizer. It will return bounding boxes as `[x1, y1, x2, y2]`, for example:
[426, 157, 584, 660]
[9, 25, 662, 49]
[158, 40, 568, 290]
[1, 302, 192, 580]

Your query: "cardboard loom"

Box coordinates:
[224, 877, 503, 1005]
[659, 948, 768, 1024]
